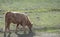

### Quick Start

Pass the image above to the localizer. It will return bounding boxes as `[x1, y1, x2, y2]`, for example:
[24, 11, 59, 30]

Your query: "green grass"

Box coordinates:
[0, 0, 60, 11]
[0, 11, 60, 33]
[0, 0, 60, 33]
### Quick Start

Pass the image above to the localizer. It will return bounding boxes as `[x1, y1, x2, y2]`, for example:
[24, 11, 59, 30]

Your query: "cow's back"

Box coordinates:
[5, 12, 29, 24]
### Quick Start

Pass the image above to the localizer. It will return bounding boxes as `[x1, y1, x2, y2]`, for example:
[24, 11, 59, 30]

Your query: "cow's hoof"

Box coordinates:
[29, 30, 32, 33]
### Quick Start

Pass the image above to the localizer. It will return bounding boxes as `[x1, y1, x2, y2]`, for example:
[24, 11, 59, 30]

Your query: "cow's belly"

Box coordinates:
[11, 20, 22, 24]
[12, 21, 17, 24]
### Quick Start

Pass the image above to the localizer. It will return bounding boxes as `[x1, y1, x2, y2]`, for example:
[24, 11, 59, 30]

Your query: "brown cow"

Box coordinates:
[5, 11, 32, 33]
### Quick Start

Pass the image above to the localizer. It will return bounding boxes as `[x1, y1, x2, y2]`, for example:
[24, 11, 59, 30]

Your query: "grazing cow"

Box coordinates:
[5, 11, 32, 33]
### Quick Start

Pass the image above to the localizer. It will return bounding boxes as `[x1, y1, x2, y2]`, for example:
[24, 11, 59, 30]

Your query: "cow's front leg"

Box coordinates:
[22, 23, 26, 34]
[27, 24, 32, 33]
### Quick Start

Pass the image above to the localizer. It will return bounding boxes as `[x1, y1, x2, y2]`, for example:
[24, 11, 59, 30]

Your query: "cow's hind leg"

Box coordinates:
[4, 22, 10, 37]
[5, 22, 10, 32]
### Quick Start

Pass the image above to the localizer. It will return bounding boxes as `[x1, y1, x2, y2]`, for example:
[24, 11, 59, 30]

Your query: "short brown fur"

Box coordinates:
[5, 11, 32, 33]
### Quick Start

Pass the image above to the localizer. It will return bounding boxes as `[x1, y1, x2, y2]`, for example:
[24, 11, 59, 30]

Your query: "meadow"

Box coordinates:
[0, 0, 60, 37]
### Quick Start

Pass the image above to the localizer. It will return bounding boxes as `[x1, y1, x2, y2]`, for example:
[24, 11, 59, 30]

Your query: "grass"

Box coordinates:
[0, 0, 60, 11]
[0, 0, 60, 33]
[0, 11, 60, 33]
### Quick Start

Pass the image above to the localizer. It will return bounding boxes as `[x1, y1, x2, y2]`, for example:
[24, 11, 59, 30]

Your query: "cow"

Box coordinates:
[5, 11, 32, 33]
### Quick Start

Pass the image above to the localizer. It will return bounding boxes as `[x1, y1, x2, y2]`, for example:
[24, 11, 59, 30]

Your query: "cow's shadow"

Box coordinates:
[15, 31, 35, 37]
[4, 31, 35, 37]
